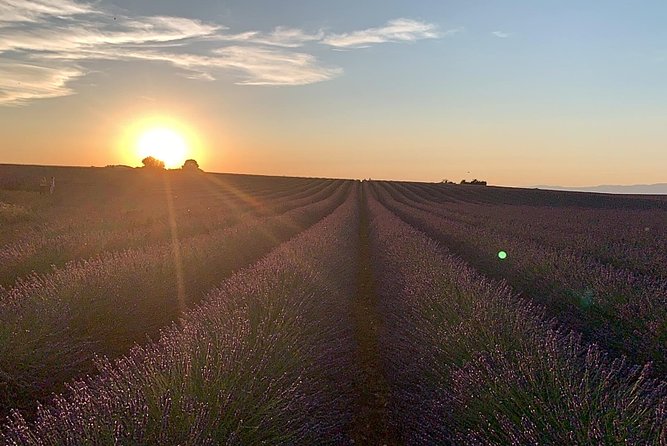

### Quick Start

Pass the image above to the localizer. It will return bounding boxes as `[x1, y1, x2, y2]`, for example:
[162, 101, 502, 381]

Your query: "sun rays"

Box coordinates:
[137, 127, 189, 168]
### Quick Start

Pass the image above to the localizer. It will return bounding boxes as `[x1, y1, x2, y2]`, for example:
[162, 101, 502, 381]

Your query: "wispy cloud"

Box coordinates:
[0, 17, 221, 53]
[0, 1, 443, 105]
[220, 26, 324, 48]
[0, 3, 231, 104]
[323, 18, 443, 48]
[0, 59, 83, 105]
[492, 31, 511, 38]
[212, 46, 342, 85]
[57, 46, 342, 86]
[0, 0, 95, 23]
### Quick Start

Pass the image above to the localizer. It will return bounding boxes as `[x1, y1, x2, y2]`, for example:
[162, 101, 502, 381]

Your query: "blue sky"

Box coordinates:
[1, 0, 666, 185]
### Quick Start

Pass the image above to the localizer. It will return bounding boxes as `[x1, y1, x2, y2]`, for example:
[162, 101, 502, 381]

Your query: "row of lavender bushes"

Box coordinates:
[377, 181, 667, 372]
[366, 186, 666, 445]
[0, 181, 350, 418]
[397, 181, 667, 279]
[403, 178, 667, 210]
[1, 183, 360, 445]
[0, 178, 335, 288]
[0, 171, 297, 250]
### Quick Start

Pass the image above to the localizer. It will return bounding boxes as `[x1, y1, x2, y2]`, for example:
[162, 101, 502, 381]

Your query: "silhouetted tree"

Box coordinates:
[182, 159, 201, 172]
[142, 156, 165, 169]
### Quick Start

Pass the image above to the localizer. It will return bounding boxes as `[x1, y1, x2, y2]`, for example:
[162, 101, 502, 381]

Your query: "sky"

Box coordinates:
[1, 0, 666, 186]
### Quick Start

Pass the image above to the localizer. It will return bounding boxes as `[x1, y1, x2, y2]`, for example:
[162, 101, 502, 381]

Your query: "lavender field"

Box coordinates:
[0, 165, 665, 445]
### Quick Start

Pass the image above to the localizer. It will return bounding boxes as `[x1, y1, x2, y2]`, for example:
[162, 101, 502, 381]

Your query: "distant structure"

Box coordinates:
[460, 179, 487, 186]
[182, 159, 202, 172]
[37, 176, 56, 194]
[141, 156, 165, 169]
[440, 179, 456, 184]
[39, 176, 48, 194]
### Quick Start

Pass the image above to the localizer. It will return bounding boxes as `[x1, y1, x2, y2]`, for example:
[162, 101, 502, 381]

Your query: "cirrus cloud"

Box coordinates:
[492, 31, 511, 38]
[219, 26, 325, 48]
[0, 0, 444, 105]
[0, 59, 83, 105]
[322, 18, 446, 48]
[212, 46, 342, 85]
[0, 0, 95, 23]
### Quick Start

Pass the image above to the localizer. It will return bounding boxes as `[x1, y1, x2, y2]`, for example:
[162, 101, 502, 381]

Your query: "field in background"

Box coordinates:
[0, 165, 665, 445]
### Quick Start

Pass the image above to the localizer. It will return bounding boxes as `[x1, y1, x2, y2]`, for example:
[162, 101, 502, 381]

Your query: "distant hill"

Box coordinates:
[533, 183, 667, 195]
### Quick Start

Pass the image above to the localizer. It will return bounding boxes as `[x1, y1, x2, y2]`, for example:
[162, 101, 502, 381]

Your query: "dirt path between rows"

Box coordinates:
[348, 188, 401, 445]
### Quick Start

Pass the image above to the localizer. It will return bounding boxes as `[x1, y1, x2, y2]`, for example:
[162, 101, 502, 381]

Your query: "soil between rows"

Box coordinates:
[348, 188, 401, 445]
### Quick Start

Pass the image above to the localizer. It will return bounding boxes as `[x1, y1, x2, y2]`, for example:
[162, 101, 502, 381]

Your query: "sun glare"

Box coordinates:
[137, 127, 189, 168]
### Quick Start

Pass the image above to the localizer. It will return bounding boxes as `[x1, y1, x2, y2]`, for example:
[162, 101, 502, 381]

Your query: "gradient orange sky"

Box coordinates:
[1, 0, 666, 187]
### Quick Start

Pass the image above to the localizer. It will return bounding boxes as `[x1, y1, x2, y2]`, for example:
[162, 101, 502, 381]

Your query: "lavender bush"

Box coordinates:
[366, 185, 666, 444]
[377, 181, 667, 372]
[1, 183, 360, 445]
[0, 178, 339, 288]
[395, 181, 667, 279]
[0, 181, 350, 418]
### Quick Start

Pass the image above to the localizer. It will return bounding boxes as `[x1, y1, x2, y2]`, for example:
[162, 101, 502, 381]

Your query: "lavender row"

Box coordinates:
[390, 181, 667, 302]
[1, 182, 360, 445]
[0, 181, 350, 418]
[402, 179, 667, 210]
[0, 171, 324, 280]
[366, 186, 666, 445]
[398, 181, 667, 279]
[0, 178, 336, 288]
[376, 182, 667, 372]
[0, 178, 339, 293]
[0, 170, 311, 251]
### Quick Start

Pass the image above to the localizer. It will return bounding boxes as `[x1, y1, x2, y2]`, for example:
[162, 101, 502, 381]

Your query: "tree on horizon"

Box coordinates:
[141, 156, 165, 169]
[182, 159, 202, 172]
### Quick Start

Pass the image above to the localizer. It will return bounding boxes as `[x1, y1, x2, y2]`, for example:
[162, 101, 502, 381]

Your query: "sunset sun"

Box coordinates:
[137, 127, 189, 168]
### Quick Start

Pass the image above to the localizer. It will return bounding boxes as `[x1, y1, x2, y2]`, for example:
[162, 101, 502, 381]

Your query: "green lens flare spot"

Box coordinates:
[498, 250, 507, 260]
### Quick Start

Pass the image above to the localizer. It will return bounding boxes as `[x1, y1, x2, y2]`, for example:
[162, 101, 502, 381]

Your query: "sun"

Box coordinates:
[137, 127, 189, 169]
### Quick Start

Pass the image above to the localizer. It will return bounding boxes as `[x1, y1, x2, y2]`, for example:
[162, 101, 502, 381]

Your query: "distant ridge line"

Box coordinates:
[532, 183, 667, 195]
